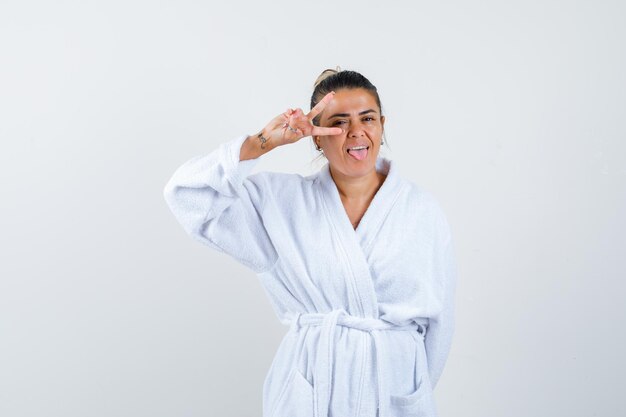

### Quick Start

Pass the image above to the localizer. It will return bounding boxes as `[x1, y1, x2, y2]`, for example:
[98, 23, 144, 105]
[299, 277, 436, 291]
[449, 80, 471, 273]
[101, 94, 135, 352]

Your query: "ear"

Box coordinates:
[380, 115, 386, 128]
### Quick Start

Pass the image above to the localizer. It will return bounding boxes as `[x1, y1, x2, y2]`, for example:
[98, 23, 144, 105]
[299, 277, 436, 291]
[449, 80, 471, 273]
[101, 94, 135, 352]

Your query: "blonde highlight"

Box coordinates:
[313, 66, 343, 90]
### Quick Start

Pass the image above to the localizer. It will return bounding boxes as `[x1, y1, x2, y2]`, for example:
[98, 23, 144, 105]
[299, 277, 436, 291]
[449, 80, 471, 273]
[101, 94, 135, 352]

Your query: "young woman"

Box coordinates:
[163, 68, 458, 417]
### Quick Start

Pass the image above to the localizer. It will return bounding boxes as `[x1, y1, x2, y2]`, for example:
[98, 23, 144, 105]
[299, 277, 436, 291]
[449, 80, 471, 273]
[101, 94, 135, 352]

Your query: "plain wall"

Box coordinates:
[1, 0, 624, 416]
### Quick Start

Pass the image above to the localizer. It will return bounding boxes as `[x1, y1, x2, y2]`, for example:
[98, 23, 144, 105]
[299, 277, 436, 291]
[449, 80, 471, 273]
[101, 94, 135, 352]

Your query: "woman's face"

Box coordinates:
[314, 88, 385, 179]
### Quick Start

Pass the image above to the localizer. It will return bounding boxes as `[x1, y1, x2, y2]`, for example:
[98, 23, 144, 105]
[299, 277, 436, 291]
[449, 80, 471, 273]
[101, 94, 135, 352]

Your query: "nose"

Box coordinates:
[348, 124, 365, 138]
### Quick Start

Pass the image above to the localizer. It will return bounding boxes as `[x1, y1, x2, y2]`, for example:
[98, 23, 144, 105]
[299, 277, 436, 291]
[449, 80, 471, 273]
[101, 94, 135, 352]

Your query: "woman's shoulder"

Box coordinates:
[400, 179, 451, 230]
[401, 179, 444, 209]
[384, 157, 445, 212]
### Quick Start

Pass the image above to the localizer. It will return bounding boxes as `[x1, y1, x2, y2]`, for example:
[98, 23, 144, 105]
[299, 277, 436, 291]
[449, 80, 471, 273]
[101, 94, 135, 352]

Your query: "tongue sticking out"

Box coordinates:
[348, 148, 368, 161]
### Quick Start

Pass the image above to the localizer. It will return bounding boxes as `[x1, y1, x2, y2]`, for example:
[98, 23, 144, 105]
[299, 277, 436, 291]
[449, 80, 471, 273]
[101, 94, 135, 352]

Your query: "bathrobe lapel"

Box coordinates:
[316, 156, 408, 319]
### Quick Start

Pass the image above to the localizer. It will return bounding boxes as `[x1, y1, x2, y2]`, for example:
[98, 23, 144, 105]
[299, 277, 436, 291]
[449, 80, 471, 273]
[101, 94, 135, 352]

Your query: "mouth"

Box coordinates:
[346, 146, 369, 161]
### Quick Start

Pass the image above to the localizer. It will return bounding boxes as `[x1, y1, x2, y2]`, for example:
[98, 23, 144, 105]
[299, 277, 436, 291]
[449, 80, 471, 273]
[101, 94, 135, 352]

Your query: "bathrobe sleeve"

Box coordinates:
[163, 134, 279, 274]
[424, 212, 458, 390]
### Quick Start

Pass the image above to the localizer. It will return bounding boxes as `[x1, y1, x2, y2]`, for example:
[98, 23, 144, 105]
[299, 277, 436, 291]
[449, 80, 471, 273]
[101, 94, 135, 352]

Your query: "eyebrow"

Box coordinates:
[328, 109, 377, 119]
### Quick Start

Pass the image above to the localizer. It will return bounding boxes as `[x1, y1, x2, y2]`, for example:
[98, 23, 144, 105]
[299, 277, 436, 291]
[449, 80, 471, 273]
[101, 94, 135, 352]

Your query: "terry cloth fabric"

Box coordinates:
[163, 133, 458, 417]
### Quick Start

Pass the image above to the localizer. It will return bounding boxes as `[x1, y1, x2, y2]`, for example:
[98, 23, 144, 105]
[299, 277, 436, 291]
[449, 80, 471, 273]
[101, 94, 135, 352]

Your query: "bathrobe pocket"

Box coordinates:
[389, 373, 436, 417]
[269, 367, 314, 417]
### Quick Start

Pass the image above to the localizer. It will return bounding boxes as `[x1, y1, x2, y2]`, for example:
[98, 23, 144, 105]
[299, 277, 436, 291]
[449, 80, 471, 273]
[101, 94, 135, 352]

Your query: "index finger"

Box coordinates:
[306, 91, 336, 121]
[311, 125, 344, 136]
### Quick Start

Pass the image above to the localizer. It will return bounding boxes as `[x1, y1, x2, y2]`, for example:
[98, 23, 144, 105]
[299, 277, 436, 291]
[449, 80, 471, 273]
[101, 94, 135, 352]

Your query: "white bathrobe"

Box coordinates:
[163, 133, 458, 417]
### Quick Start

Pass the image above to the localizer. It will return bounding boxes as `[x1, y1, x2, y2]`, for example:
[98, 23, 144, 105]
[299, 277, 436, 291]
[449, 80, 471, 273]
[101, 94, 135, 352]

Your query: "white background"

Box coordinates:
[1, 1, 624, 416]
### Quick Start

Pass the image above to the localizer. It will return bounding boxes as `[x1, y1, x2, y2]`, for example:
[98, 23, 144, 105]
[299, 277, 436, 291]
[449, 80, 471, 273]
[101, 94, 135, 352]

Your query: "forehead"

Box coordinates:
[321, 88, 378, 117]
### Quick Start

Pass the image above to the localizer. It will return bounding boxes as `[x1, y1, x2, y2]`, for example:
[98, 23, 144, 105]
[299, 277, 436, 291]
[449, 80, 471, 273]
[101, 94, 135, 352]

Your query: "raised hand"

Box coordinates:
[260, 91, 344, 148]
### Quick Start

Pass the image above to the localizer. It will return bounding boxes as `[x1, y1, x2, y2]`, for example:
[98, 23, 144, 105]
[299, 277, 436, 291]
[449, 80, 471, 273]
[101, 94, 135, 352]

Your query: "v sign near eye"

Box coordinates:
[241, 91, 344, 160]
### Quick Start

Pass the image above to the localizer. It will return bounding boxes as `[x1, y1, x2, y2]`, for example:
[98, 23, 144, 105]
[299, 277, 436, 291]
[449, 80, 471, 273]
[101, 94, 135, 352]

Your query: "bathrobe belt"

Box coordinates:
[287, 309, 428, 417]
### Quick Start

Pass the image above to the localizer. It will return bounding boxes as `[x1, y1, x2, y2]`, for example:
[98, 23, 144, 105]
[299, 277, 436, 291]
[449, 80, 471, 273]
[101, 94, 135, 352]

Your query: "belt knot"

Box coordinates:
[284, 309, 429, 417]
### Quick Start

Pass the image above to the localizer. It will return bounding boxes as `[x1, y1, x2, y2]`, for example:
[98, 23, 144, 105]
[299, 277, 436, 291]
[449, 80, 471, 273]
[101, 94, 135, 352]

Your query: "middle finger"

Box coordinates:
[306, 91, 335, 121]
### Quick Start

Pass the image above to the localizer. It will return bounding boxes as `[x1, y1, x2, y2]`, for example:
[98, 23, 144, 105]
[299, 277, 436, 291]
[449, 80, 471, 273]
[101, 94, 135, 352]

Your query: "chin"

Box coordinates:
[343, 160, 377, 176]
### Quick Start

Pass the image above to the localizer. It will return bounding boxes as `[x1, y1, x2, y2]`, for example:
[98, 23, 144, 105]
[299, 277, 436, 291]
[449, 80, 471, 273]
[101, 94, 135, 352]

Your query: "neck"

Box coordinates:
[329, 165, 386, 202]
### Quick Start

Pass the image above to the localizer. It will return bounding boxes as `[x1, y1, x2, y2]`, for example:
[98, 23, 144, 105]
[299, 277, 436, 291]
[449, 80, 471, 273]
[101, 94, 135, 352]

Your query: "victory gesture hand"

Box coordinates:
[260, 91, 344, 148]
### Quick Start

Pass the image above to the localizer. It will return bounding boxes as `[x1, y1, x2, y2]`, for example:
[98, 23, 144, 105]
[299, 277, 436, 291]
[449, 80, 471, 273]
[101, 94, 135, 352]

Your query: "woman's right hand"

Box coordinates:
[260, 91, 344, 147]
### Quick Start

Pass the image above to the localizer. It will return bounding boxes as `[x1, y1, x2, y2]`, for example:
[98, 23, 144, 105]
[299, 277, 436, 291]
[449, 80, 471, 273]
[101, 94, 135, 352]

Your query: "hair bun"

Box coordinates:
[313, 65, 342, 89]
